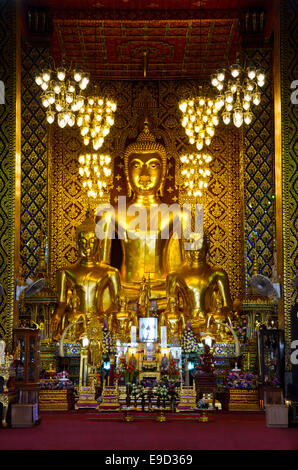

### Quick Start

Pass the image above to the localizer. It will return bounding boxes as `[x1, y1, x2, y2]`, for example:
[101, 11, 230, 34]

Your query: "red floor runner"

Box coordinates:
[1, 411, 298, 450]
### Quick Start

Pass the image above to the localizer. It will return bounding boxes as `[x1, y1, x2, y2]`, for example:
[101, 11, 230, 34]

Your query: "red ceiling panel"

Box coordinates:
[22, 0, 273, 80]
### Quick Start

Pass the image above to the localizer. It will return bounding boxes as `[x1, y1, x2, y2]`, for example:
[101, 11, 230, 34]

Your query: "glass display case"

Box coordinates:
[14, 328, 40, 391]
[257, 328, 284, 403]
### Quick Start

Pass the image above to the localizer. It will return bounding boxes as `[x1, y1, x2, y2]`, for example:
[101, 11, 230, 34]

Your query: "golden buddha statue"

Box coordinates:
[166, 231, 233, 337]
[52, 209, 121, 340]
[96, 118, 185, 310]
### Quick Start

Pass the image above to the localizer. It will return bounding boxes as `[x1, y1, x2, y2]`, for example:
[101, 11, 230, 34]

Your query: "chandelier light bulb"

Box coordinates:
[52, 81, 61, 94]
[212, 115, 219, 126]
[243, 100, 250, 110]
[222, 111, 231, 125]
[225, 102, 233, 112]
[225, 91, 233, 104]
[244, 90, 252, 101]
[230, 63, 241, 78]
[67, 81, 75, 93]
[41, 82, 49, 91]
[215, 96, 225, 110]
[233, 107, 243, 128]
[244, 111, 253, 125]
[73, 69, 83, 82]
[35, 75, 42, 86]
[79, 77, 89, 90]
[196, 140, 203, 151]
[256, 70, 265, 82]
[65, 92, 74, 104]
[57, 113, 67, 128]
[217, 68, 225, 82]
[57, 67, 66, 81]
[46, 110, 55, 124]
[41, 95, 50, 108]
[68, 113, 75, 127]
[230, 82, 237, 94]
[252, 91, 261, 106]
[42, 69, 51, 82]
[247, 66, 256, 79]
[217, 82, 224, 91]
[179, 101, 187, 113]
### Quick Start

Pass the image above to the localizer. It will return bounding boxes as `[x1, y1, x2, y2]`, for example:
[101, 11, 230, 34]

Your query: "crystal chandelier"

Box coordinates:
[210, 60, 265, 128]
[178, 153, 212, 198]
[35, 66, 89, 128]
[78, 153, 113, 199]
[179, 97, 219, 151]
[77, 96, 117, 150]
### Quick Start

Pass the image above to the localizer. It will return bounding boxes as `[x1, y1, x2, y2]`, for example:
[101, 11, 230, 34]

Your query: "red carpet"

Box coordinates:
[1, 411, 298, 450]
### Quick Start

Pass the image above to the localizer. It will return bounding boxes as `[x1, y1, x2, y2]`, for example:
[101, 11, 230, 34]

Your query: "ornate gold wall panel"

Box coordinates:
[48, 80, 245, 300]
[21, 46, 49, 280]
[280, 0, 298, 369]
[243, 48, 275, 280]
[0, 0, 16, 347]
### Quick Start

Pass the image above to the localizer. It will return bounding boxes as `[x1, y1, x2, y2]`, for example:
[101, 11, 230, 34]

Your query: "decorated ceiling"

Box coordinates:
[22, 0, 273, 80]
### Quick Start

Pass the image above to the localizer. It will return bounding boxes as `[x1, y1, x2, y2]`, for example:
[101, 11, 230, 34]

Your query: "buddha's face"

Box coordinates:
[77, 232, 98, 259]
[128, 152, 163, 196]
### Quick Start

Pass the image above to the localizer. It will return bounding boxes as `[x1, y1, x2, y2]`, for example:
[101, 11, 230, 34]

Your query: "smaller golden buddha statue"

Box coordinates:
[52, 209, 121, 341]
[166, 231, 233, 337]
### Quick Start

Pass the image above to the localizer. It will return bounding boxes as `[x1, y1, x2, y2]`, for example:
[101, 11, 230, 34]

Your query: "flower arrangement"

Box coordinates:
[181, 324, 199, 355]
[131, 383, 145, 399]
[116, 356, 137, 384]
[153, 382, 170, 400]
[168, 357, 180, 381]
[226, 371, 257, 390]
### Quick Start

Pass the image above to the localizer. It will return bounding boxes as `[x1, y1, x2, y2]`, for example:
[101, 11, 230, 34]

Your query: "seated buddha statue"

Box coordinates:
[52, 209, 121, 340]
[96, 118, 186, 311]
[166, 231, 232, 336]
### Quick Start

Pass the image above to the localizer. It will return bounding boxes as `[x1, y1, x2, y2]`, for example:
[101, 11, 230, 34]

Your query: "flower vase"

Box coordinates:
[163, 398, 166, 409]
[134, 397, 137, 408]
[141, 396, 145, 412]
[157, 397, 160, 408]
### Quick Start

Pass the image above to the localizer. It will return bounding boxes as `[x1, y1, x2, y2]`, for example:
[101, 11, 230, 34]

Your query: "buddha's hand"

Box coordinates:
[51, 304, 66, 340]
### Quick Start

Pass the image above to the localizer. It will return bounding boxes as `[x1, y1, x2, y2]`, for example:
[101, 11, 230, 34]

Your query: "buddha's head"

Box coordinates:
[76, 209, 99, 260]
[124, 119, 167, 198]
[186, 230, 209, 264]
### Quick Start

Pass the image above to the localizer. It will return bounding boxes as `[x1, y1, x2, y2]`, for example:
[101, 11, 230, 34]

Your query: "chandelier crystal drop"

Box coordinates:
[179, 97, 219, 150]
[210, 59, 265, 128]
[77, 97, 117, 150]
[78, 153, 113, 200]
[179, 153, 212, 198]
[35, 66, 90, 127]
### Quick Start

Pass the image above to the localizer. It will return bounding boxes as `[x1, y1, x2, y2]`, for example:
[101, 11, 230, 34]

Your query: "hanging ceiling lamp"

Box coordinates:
[77, 96, 117, 150]
[78, 153, 113, 200]
[35, 67, 89, 128]
[35, 1, 90, 127]
[178, 152, 212, 198]
[179, 97, 219, 151]
[210, 60, 264, 128]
